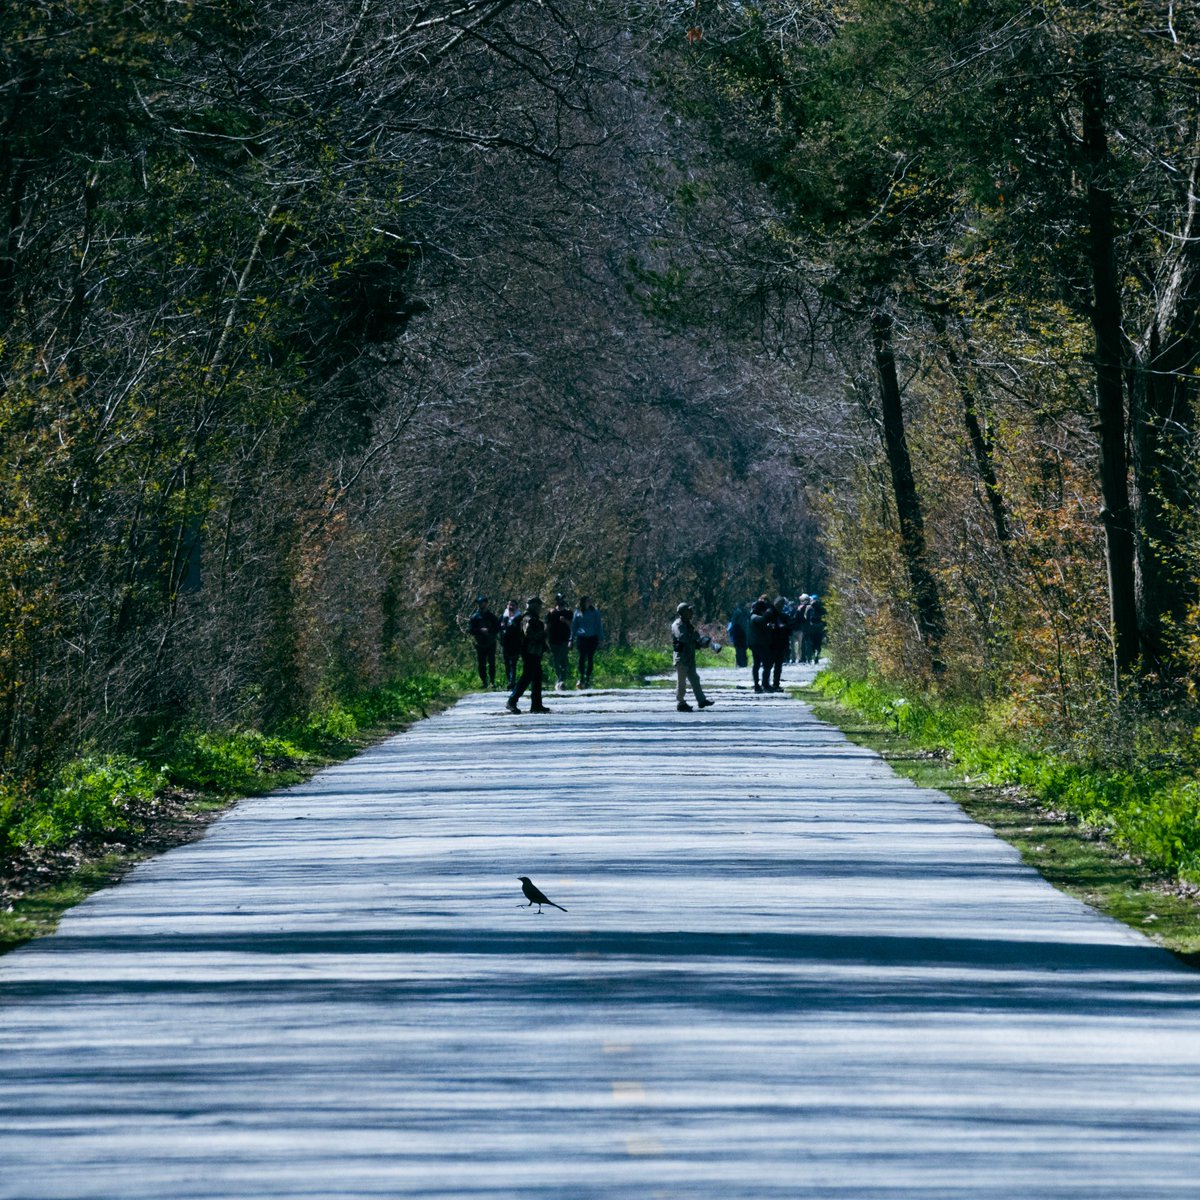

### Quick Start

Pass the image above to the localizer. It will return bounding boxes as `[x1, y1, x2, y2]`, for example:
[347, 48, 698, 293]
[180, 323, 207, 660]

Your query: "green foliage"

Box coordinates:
[16, 755, 165, 849]
[816, 669, 1200, 882]
[163, 730, 308, 794]
[591, 646, 673, 683]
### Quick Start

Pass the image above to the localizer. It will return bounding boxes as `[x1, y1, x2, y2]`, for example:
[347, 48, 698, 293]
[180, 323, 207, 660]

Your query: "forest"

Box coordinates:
[2, 2, 1199, 886]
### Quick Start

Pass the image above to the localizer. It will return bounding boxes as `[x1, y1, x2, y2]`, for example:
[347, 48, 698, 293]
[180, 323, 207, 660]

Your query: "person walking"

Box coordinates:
[671, 602, 717, 712]
[748, 596, 771, 694]
[467, 595, 501, 688]
[570, 595, 603, 689]
[768, 595, 791, 691]
[499, 599, 523, 692]
[546, 593, 573, 692]
[802, 593, 827, 664]
[506, 596, 551, 714]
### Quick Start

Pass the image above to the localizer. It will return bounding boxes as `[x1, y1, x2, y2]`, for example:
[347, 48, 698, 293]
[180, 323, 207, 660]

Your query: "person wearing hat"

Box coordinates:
[467, 595, 501, 688]
[546, 593, 574, 692]
[506, 596, 551, 714]
[671, 602, 717, 712]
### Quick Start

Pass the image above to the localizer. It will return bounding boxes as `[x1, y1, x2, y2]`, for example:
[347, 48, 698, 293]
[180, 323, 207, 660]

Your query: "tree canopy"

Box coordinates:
[2, 0, 1199, 785]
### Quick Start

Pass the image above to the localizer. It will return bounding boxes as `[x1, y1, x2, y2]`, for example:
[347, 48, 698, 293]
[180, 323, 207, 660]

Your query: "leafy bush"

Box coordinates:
[20, 755, 165, 848]
[163, 730, 306, 793]
[591, 646, 673, 682]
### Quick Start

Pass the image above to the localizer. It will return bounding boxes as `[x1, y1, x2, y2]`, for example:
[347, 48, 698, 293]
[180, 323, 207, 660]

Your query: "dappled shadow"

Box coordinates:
[6, 926, 1195, 1020]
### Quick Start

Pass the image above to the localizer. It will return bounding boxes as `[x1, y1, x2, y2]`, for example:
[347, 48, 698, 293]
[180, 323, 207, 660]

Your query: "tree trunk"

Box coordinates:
[1080, 61, 1141, 680]
[929, 308, 1010, 549]
[871, 306, 947, 670]
[1130, 144, 1200, 672]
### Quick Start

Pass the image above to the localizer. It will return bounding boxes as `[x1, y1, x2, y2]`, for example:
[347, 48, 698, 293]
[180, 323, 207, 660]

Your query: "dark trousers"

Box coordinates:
[503, 651, 520, 690]
[510, 654, 544, 709]
[803, 628, 824, 664]
[475, 641, 497, 686]
[733, 638, 748, 668]
[550, 642, 570, 684]
[770, 646, 785, 689]
[576, 635, 599, 684]
[751, 646, 769, 690]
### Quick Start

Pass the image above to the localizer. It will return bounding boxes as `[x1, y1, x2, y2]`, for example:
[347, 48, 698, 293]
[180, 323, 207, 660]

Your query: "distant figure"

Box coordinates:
[571, 595, 603, 689]
[507, 596, 550, 714]
[671, 602, 717, 712]
[546, 593, 574, 692]
[748, 596, 771, 694]
[790, 594, 810, 663]
[519, 875, 567, 912]
[802, 594, 827, 664]
[727, 603, 749, 668]
[769, 595, 791, 691]
[499, 599, 523, 691]
[467, 595, 501, 688]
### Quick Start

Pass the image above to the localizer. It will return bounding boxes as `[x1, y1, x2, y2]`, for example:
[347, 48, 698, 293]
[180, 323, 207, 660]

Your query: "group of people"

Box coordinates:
[466, 588, 826, 716]
[724, 593, 826, 694]
[467, 594, 604, 714]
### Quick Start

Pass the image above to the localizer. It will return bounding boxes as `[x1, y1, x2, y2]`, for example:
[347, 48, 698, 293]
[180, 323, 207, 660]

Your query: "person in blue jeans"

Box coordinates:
[570, 595, 603, 688]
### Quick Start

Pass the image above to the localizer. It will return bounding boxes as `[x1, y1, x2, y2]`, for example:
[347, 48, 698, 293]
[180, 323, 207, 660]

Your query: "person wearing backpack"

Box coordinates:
[802, 594, 827, 664]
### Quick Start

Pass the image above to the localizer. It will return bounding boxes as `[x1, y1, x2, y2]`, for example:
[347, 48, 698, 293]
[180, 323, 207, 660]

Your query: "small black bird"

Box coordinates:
[518, 875, 567, 913]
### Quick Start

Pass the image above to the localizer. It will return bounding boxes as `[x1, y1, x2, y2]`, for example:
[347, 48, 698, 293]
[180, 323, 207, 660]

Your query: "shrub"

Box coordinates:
[20, 754, 165, 847]
[164, 730, 306, 793]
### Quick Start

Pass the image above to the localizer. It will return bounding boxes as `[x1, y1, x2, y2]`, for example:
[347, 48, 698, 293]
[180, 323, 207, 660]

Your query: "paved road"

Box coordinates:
[2, 668, 1199, 1199]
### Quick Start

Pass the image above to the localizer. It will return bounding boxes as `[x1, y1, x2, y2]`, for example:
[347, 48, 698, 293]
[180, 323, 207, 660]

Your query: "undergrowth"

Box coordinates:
[0, 669, 474, 864]
[814, 670, 1200, 884]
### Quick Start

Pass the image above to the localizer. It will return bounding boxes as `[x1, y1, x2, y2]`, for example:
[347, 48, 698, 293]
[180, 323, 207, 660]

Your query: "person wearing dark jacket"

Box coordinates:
[747, 596, 772, 694]
[506, 596, 550, 714]
[546, 593, 573, 692]
[499, 600, 523, 691]
[467, 595, 501, 688]
[768, 595, 792, 691]
[802, 594, 827, 664]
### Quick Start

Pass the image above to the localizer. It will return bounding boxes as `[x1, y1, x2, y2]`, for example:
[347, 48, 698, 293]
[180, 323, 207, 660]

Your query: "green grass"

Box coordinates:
[0, 667, 474, 955]
[801, 674, 1200, 966]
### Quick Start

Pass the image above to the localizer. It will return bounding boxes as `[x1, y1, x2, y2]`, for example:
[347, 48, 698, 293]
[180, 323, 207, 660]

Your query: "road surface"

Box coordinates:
[2, 668, 1199, 1198]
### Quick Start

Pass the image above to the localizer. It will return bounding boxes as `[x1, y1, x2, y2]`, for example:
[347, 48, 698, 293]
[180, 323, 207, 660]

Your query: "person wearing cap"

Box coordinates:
[570, 595, 603, 689]
[671, 602, 717, 712]
[546, 593, 574, 692]
[467, 595, 501, 688]
[506, 596, 551, 714]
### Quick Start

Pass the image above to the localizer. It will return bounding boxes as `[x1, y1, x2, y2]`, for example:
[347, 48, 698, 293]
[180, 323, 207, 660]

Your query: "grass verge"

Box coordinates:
[0, 670, 473, 955]
[797, 676, 1200, 968]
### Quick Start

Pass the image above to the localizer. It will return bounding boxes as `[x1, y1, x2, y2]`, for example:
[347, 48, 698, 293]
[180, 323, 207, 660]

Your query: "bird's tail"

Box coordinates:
[551, 901, 568, 912]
